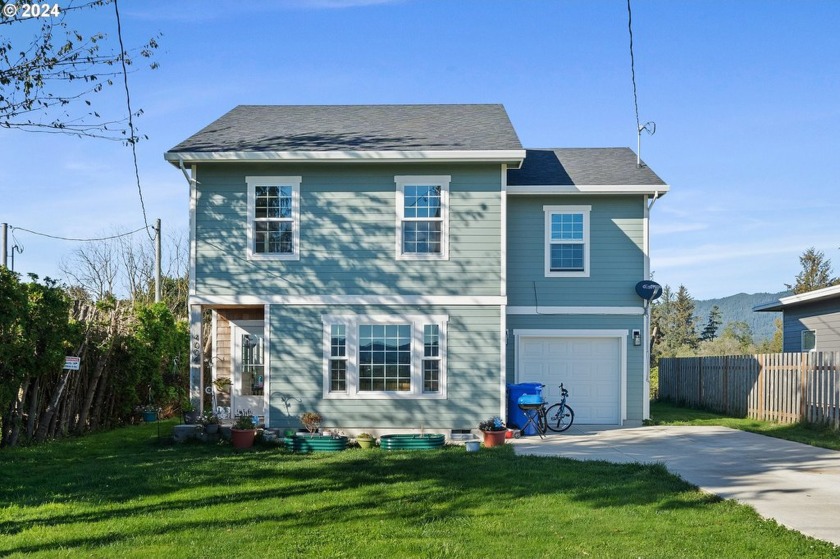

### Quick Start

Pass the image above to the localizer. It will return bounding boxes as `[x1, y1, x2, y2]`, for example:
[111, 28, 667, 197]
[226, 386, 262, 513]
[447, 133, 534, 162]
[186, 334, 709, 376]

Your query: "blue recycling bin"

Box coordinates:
[506, 382, 544, 435]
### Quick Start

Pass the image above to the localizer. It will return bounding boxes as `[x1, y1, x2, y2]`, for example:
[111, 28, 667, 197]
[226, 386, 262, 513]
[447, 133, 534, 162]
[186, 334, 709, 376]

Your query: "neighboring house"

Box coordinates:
[754, 285, 840, 352]
[164, 104, 669, 433]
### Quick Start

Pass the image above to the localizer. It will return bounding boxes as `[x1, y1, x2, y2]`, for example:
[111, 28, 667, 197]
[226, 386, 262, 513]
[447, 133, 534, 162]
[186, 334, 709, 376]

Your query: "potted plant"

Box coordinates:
[182, 400, 200, 424]
[478, 416, 507, 447]
[200, 411, 220, 434]
[231, 412, 258, 449]
[300, 411, 322, 435]
[139, 405, 158, 423]
[355, 432, 375, 449]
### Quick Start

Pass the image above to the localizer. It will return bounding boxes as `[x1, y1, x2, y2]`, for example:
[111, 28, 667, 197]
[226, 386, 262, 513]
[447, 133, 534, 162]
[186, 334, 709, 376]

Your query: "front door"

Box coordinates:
[232, 321, 266, 419]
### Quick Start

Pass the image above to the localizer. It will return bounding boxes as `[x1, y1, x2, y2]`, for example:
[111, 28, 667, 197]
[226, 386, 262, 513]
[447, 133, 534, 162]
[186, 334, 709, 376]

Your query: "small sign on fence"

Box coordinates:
[63, 356, 81, 371]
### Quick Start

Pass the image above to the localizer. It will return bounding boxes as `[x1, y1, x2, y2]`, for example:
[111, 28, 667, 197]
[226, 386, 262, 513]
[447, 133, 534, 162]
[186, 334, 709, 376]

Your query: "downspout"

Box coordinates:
[647, 189, 660, 211]
[642, 189, 660, 421]
[179, 158, 196, 187]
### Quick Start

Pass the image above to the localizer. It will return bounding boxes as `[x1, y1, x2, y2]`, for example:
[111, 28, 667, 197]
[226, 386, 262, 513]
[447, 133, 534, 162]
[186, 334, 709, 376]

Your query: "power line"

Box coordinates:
[627, 0, 641, 133]
[10, 225, 150, 242]
[113, 0, 154, 242]
[627, 0, 655, 167]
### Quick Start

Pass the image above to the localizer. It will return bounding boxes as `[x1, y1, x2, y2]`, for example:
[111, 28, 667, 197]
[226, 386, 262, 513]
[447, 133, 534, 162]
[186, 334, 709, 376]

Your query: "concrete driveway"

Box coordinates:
[510, 425, 840, 546]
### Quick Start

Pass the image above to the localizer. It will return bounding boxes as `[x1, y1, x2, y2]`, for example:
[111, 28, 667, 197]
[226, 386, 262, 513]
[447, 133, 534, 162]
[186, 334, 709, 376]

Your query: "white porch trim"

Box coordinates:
[190, 294, 506, 307]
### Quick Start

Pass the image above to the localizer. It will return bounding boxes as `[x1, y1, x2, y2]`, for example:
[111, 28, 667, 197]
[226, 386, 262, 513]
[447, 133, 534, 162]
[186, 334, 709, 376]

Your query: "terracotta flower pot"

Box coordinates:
[482, 430, 506, 447]
[231, 428, 257, 449]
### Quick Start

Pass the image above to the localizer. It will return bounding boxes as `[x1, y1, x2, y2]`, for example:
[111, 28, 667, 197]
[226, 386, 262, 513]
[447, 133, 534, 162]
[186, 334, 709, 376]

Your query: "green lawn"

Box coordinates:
[1, 422, 838, 558]
[649, 400, 840, 451]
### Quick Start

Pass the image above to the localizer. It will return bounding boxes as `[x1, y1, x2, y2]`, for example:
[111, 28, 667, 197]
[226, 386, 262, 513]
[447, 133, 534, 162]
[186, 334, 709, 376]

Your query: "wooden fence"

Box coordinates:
[659, 352, 840, 429]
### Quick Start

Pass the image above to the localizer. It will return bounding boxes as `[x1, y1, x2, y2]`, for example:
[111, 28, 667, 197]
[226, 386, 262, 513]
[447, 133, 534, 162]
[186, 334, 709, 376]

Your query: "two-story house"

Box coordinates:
[164, 104, 668, 433]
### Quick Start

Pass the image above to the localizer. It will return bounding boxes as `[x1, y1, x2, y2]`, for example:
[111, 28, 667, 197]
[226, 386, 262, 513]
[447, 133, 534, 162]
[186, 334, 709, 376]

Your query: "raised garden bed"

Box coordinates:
[284, 434, 348, 453]
[379, 434, 446, 451]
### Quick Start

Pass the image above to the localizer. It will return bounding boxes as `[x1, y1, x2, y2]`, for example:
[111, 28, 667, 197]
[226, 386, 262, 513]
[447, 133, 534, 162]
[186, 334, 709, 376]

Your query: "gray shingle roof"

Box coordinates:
[166, 104, 522, 153]
[507, 148, 667, 186]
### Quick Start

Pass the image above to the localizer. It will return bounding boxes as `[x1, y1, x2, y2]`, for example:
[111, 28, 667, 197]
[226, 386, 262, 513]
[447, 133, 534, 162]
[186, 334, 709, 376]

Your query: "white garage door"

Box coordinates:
[518, 336, 621, 424]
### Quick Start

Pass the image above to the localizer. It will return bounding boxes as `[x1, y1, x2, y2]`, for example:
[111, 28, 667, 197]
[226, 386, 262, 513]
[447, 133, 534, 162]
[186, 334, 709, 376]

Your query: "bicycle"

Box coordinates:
[541, 383, 574, 433]
[517, 383, 574, 437]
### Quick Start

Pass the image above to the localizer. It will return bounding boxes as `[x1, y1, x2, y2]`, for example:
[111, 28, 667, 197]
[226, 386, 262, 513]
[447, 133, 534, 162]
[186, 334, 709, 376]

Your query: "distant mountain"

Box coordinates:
[693, 291, 790, 342]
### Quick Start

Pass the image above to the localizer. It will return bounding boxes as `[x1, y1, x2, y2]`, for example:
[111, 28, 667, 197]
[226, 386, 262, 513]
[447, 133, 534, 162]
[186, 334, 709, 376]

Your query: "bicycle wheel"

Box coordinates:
[544, 403, 574, 432]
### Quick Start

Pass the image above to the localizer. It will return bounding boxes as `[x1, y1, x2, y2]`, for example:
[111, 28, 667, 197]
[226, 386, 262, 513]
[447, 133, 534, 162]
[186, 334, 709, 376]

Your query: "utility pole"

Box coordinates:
[1, 223, 7, 269]
[154, 218, 162, 303]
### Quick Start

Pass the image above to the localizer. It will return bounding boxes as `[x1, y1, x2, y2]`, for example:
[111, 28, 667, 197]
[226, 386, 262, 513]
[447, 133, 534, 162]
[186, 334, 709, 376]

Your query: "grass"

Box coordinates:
[649, 400, 840, 451]
[1, 422, 838, 558]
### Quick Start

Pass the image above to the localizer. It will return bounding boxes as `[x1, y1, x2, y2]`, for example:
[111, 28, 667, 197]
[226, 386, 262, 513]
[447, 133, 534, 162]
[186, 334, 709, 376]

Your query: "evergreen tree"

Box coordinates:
[787, 247, 839, 294]
[650, 284, 699, 361]
[700, 305, 722, 341]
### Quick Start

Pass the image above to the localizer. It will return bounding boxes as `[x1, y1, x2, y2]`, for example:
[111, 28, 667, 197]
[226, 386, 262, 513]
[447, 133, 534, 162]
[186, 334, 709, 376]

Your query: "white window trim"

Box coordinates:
[802, 329, 817, 352]
[395, 175, 450, 261]
[322, 314, 448, 400]
[246, 176, 302, 261]
[544, 205, 591, 278]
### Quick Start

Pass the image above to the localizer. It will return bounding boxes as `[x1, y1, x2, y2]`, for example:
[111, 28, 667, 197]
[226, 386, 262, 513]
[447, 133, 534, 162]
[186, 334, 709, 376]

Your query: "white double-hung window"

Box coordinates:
[395, 175, 450, 260]
[544, 205, 590, 277]
[246, 176, 301, 260]
[323, 314, 448, 399]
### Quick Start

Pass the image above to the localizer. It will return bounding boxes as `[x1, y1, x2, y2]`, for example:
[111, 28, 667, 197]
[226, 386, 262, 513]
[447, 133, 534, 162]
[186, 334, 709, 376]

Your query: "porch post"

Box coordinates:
[189, 304, 203, 410]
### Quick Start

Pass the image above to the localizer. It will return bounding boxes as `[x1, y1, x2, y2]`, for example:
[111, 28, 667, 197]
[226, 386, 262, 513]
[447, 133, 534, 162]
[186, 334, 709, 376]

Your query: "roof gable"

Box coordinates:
[166, 104, 523, 154]
[507, 148, 667, 187]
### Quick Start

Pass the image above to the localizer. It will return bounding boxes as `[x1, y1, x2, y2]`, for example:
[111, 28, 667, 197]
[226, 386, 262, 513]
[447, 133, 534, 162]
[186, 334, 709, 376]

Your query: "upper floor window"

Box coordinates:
[544, 205, 590, 277]
[395, 175, 450, 260]
[246, 176, 301, 260]
[802, 329, 816, 352]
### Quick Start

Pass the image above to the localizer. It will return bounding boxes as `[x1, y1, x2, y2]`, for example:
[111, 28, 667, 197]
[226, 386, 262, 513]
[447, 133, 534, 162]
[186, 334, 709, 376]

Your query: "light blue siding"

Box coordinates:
[505, 313, 646, 422]
[194, 163, 503, 296]
[507, 195, 646, 307]
[267, 304, 502, 429]
[782, 300, 840, 352]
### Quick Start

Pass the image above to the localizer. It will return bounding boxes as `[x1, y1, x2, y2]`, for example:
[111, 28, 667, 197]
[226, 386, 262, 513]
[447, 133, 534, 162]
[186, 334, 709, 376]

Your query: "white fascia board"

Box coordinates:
[165, 150, 526, 165]
[190, 294, 506, 307]
[754, 284, 840, 311]
[507, 184, 670, 196]
[507, 306, 644, 315]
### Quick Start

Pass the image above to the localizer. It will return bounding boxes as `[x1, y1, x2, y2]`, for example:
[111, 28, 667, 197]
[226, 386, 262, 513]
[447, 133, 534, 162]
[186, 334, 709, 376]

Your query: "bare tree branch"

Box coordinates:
[0, 0, 160, 140]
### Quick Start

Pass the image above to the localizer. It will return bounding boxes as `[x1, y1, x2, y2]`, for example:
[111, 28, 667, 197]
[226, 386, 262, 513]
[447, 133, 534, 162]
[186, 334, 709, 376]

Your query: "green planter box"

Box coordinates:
[285, 434, 348, 453]
[142, 410, 157, 422]
[379, 434, 446, 451]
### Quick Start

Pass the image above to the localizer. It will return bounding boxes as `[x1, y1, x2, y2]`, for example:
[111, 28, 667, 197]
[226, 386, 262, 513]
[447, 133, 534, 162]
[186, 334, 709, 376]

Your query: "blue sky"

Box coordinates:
[2, 0, 838, 300]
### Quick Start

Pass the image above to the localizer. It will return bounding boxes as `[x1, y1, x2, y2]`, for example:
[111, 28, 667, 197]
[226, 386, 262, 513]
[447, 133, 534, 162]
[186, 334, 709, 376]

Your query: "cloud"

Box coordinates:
[654, 237, 840, 269]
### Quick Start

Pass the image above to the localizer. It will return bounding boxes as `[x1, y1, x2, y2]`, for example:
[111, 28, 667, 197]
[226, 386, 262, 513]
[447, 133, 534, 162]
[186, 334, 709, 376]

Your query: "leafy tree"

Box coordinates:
[0, 0, 160, 139]
[756, 318, 783, 353]
[786, 247, 839, 295]
[700, 305, 722, 341]
[0, 272, 74, 446]
[696, 321, 756, 356]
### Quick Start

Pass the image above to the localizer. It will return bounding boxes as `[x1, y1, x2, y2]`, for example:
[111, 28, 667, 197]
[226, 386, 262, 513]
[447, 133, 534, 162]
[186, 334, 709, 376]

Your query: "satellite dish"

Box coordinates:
[635, 281, 663, 301]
